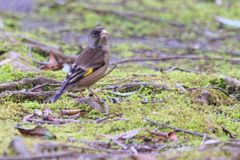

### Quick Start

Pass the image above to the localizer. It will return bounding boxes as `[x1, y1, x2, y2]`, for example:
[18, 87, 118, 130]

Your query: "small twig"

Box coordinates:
[28, 82, 49, 92]
[130, 146, 138, 154]
[28, 46, 55, 65]
[112, 139, 128, 150]
[162, 66, 202, 74]
[0, 59, 11, 66]
[102, 65, 117, 79]
[107, 96, 113, 102]
[207, 86, 230, 97]
[66, 93, 79, 98]
[84, 7, 185, 27]
[112, 97, 121, 104]
[153, 127, 161, 132]
[103, 101, 109, 115]
[226, 138, 240, 142]
[152, 141, 177, 157]
[113, 118, 129, 122]
[141, 95, 170, 104]
[138, 95, 148, 102]
[133, 74, 157, 77]
[0, 150, 77, 160]
[110, 55, 240, 65]
[151, 92, 155, 101]
[28, 118, 86, 124]
[17, 34, 60, 50]
[222, 126, 236, 139]
[11, 43, 77, 63]
[94, 100, 109, 115]
[84, 7, 138, 23]
[175, 83, 187, 94]
[0, 76, 62, 92]
[142, 117, 219, 140]
[201, 133, 207, 145]
[91, 116, 108, 124]
[114, 78, 133, 85]
[66, 137, 110, 148]
[159, 44, 240, 57]
[59, 143, 131, 154]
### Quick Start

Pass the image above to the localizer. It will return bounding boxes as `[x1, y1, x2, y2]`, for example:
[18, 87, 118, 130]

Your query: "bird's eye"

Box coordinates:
[93, 31, 100, 36]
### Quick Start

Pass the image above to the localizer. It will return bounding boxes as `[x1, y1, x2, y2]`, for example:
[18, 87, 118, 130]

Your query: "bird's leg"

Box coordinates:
[78, 90, 86, 98]
[87, 87, 101, 101]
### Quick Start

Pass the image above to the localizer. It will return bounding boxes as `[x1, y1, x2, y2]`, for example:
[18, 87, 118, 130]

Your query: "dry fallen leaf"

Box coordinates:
[146, 129, 178, 141]
[138, 135, 152, 142]
[168, 132, 178, 141]
[40, 50, 63, 71]
[152, 136, 164, 144]
[43, 105, 52, 116]
[97, 128, 142, 140]
[16, 126, 56, 139]
[61, 109, 88, 115]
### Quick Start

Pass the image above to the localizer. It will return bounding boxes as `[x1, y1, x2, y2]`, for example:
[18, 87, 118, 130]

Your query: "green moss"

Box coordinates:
[210, 77, 227, 89]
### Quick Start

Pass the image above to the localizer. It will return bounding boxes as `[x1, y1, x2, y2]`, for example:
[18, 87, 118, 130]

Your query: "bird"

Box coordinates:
[44, 26, 110, 103]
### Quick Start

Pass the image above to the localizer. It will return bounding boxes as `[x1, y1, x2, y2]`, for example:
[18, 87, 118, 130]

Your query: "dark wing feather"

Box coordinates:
[58, 47, 106, 92]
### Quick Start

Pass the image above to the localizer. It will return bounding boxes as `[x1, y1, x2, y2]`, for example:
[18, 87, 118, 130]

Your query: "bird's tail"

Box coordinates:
[44, 91, 65, 103]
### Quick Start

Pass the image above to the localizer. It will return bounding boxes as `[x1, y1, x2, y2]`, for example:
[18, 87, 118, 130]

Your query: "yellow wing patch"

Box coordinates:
[83, 68, 93, 77]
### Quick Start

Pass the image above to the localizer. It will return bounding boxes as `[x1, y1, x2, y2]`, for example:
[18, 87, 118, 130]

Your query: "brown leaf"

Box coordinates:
[22, 114, 34, 122]
[16, 126, 57, 139]
[61, 109, 88, 115]
[152, 136, 164, 144]
[97, 128, 142, 140]
[168, 132, 178, 141]
[40, 50, 63, 71]
[47, 115, 59, 120]
[146, 130, 178, 141]
[40, 64, 63, 71]
[49, 50, 57, 63]
[222, 126, 236, 139]
[33, 88, 43, 92]
[43, 105, 52, 116]
[138, 135, 152, 142]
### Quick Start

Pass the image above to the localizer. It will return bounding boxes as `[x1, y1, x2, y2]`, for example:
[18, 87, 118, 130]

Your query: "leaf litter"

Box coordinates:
[16, 126, 57, 139]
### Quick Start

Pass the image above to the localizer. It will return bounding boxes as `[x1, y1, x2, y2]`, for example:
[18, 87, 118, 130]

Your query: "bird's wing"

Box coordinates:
[58, 47, 106, 92]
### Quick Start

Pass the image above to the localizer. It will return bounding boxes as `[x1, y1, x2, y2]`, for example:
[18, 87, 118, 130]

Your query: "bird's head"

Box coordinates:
[88, 26, 109, 49]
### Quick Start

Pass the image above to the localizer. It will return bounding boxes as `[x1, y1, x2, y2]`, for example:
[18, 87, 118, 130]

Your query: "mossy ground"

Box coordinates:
[0, 0, 240, 159]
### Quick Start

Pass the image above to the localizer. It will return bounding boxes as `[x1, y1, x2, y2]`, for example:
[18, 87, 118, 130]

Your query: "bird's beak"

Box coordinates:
[100, 29, 108, 38]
